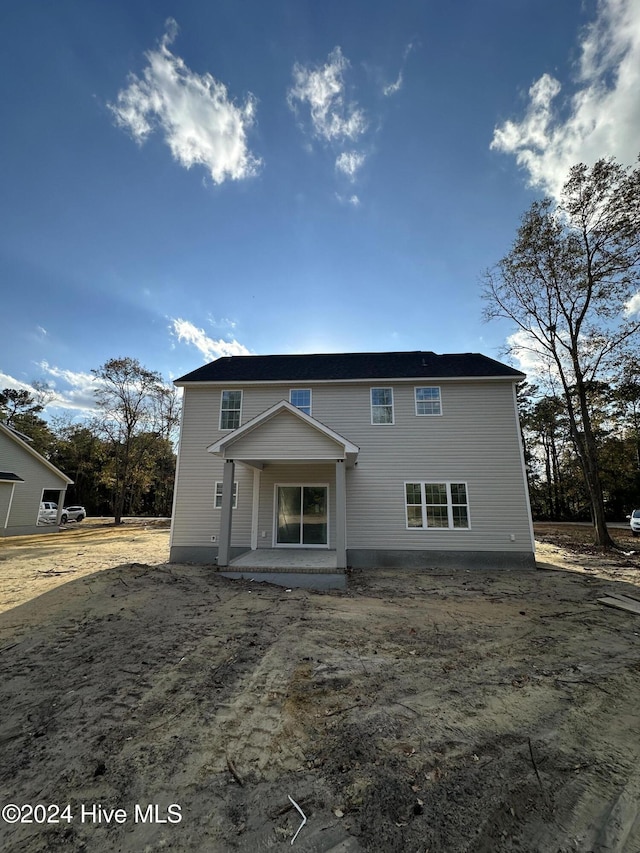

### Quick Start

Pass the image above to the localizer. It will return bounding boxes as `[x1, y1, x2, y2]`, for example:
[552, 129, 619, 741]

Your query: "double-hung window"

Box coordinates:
[404, 481, 469, 529]
[220, 390, 242, 430]
[290, 389, 312, 416]
[415, 386, 442, 416]
[371, 387, 394, 424]
[214, 481, 238, 509]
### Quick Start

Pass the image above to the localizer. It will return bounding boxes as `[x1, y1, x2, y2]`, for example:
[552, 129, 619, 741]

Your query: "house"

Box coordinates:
[169, 350, 534, 569]
[0, 421, 73, 536]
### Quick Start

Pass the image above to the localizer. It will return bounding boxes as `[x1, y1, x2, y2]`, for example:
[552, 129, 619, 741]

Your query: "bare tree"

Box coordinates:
[483, 156, 640, 546]
[92, 357, 169, 525]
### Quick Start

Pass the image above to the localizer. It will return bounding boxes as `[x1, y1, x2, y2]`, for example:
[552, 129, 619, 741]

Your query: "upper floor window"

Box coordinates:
[290, 389, 312, 416]
[371, 387, 394, 424]
[220, 390, 242, 430]
[415, 386, 442, 416]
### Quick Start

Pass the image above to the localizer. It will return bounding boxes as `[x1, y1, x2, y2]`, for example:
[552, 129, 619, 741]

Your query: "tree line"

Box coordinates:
[0, 358, 180, 524]
[484, 154, 640, 545]
[518, 372, 640, 522]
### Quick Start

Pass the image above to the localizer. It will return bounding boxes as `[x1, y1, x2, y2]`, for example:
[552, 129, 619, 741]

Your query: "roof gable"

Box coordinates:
[0, 422, 73, 485]
[176, 350, 524, 384]
[208, 401, 359, 464]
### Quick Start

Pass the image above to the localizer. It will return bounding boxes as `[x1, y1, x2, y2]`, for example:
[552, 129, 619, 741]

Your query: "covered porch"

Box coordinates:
[222, 547, 344, 590]
[229, 547, 339, 570]
[207, 401, 359, 570]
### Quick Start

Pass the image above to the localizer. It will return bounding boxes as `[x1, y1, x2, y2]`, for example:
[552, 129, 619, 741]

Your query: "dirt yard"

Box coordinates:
[1, 520, 640, 852]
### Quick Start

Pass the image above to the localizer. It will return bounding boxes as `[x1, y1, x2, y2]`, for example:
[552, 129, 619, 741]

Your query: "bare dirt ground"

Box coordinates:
[1, 520, 640, 852]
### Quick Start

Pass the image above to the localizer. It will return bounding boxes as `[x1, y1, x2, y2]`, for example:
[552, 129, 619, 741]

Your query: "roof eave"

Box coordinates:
[178, 373, 524, 388]
[0, 423, 74, 485]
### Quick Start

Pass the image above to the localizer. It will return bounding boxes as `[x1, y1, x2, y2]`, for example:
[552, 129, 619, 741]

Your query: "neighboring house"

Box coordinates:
[0, 422, 73, 537]
[170, 350, 534, 569]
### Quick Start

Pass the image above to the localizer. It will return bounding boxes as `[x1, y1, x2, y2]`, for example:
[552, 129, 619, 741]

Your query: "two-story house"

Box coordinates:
[169, 350, 534, 569]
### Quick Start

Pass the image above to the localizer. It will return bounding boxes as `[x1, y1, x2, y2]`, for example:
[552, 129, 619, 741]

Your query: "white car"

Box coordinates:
[38, 502, 58, 523]
[630, 509, 640, 537]
[61, 506, 86, 524]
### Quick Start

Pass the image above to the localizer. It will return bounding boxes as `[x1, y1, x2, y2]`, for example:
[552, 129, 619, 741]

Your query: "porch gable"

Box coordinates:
[207, 400, 359, 465]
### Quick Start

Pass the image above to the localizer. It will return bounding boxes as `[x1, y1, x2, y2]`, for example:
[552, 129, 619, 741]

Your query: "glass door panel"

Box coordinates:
[302, 486, 327, 545]
[276, 485, 328, 546]
[277, 486, 301, 544]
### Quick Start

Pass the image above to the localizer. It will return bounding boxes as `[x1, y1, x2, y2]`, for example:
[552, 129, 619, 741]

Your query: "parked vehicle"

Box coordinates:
[630, 509, 640, 537]
[38, 502, 58, 523]
[61, 506, 86, 524]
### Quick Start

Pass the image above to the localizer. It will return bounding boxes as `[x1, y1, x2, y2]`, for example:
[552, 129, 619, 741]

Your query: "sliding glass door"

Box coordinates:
[276, 485, 328, 546]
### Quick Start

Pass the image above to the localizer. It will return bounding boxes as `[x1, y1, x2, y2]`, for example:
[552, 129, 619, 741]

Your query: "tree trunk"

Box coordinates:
[114, 491, 125, 526]
[550, 436, 563, 519]
[573, 372, 615, 548]
[581, 430, 614, 546]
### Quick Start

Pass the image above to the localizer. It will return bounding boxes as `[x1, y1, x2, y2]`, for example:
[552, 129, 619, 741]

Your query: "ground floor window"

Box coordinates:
[404, 481, 469, 529]
[214, 481, 238, 509]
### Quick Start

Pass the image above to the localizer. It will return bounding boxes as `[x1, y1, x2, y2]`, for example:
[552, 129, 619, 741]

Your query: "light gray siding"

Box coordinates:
[227, 409, 343, 459]
[256, 462, 336, 548]
[170, 388, 253, 551]
[170, 379, 533, 560]
[0, 430, 70, 536]
[343, 382, 532, 552]
[0, 484, 14, 530]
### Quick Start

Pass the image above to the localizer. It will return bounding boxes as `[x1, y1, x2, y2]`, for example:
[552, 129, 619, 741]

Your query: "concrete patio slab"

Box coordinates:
[222, 549, 344, 589]
[228, 549, 338, 571]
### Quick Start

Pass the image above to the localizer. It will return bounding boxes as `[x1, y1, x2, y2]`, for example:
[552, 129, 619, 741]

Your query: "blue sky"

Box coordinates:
[1, 0, 639, 417]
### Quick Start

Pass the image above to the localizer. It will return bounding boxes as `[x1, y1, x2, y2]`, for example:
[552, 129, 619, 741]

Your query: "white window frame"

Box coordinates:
[273, 482, 330, 548]
[214, 481, 238, 509]
[415, 386, 442, 416]
[370, 387, 394, 425]
[403, 481, 470, 530]
[219, 390, 242, 431]
[289, 388, 312, 416]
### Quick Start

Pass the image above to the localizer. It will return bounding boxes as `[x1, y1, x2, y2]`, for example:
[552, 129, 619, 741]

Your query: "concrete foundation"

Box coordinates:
[346, 548, 536, 570]
[170, 545, 536, 571]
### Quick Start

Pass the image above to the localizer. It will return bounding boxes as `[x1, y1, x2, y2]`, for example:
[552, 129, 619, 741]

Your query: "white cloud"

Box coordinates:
[37, 362, 102, 413]
[491, 0, 640, 197]
[170, 318, 252, 361]
[335, 193, 361, 207]
[335, 151, 365, 179]
[0, 365, 102, 414]
[624, 291, 640, 317]
[382, 40, 416, 97]
[506, 330, 556, 379]
[207, 315, 238, 331]
[287, 47, 367, 143]
[0, 372, 35, 394]
[383, 71, 403, 97]
[109, 18, 261, 184]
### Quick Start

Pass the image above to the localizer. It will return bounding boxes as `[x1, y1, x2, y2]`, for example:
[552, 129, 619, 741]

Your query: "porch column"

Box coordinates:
[218, 459, 235, 567]
[335, 459, 346, 569]
[250, 468, 261, 550]
[3, 484, 17, 530]
[55, 489, 67, 526]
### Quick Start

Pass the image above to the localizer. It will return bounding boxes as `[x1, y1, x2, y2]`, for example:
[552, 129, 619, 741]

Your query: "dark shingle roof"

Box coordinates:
[175, 351, 524, 383]
[0, 472, 24, 482]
